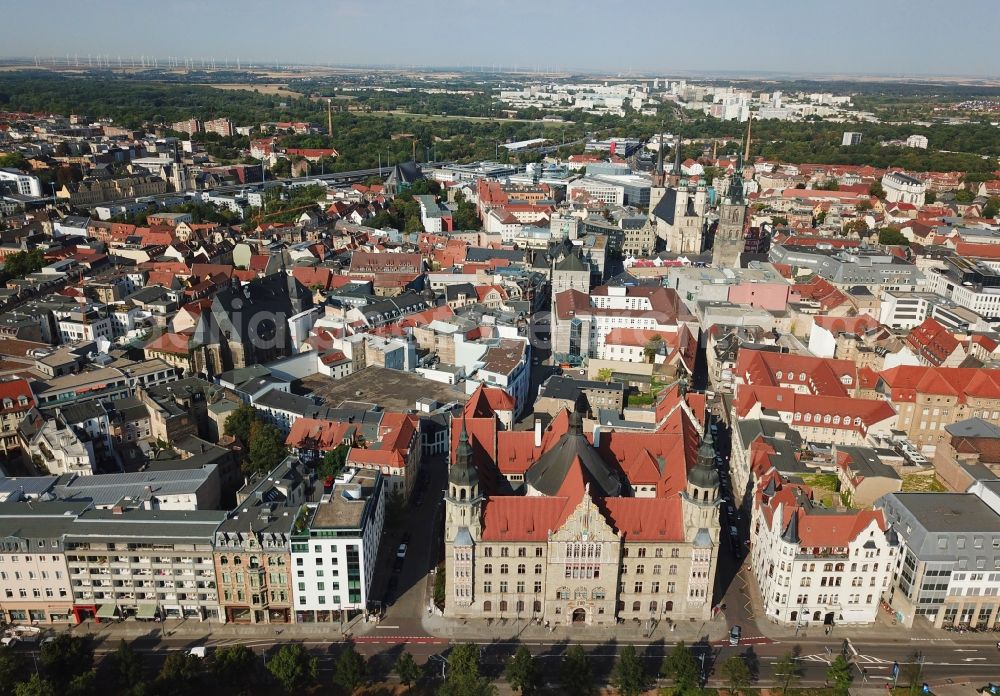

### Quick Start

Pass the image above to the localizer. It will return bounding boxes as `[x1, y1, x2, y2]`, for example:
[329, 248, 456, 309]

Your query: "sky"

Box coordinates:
[1, 0, 999, 78]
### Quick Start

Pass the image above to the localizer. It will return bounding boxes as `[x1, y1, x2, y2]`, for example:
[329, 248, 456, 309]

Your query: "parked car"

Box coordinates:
[187, 647, 207, 659]
[397, 543, 408, 559]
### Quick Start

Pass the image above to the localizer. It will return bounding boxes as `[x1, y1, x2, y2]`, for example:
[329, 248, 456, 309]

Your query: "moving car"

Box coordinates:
[397, 543, 408, 559]
[729, 625, 742, 646]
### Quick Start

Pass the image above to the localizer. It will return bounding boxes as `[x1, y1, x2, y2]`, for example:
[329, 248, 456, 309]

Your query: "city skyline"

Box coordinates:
[2, 0, 1000, 78]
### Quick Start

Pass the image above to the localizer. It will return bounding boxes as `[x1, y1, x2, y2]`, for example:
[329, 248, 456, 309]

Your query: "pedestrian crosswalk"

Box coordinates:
[801, 652, 892, 664]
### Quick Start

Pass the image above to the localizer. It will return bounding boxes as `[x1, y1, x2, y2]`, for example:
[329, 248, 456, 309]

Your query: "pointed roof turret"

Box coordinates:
[449, 416, 479, 489]
[688, 425, 720, 490]
[655, 131, 665, 181]
[781, 509, 800, 544]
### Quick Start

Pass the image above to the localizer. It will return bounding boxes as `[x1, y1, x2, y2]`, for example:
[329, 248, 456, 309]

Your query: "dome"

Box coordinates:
[449, 418, 479, 489]
[688, 429, 720, 490]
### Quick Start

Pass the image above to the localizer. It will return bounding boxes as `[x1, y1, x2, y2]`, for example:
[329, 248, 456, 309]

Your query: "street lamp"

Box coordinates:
[429, 654, 448, 680]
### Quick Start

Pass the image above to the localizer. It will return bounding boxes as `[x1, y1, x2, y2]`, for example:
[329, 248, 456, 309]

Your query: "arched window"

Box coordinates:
[460, 489, 466, 501]
[499, 600, 508, 612]
[592, 587, 606, 600]
[669, 565, 678, 576]
[649, 601, 657, 612]
[534, 564, 542, 575]
[665, 600, 674, 611]
[484, 601, 492, 612]
[517, 564, 525, 575]
[632, 601, 641, 611]
[500, 564, 508, 574]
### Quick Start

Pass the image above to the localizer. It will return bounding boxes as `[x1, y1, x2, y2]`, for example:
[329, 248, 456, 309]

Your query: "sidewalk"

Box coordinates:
[63, 613, 376, 644]
[739, 565, 995, 645]
[421, 611, 731, 645]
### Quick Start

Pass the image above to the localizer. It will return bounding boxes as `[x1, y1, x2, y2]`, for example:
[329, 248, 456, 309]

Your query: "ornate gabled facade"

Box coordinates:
[444, 386, 720, 626]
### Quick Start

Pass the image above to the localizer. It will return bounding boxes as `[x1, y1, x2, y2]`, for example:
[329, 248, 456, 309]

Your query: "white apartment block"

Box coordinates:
[0, 168, 43, 197]
[291, 469, 386, 622]
[751, 473, 897, 627]
[566, 177, 625, 206]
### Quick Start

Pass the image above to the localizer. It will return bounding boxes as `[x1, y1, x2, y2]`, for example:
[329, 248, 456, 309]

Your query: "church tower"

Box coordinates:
[444, 417, 482, 611]
[682, 426, 720, 540]
[682, 424, 721, 617]
[648, 132, 668, 219]
[445, 417, 482, 540]
[712, 117, 751, 269]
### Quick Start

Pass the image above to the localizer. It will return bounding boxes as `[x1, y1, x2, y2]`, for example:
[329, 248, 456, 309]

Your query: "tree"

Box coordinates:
[610, 645, 648, 696]
[66, 670, 97, 696]
[925, 190, 937, 204]
[317, 443, 349, 479]
[879, 227, 908, 246]
[842, 219, 869, 237]
[247, 422, 288, 475]
[0, 151, 29, 170]
[0, 649, 27, 696]
[439, 644, 495, 696]
[266, 644, 318, 694]
[2, 249, 45, 280]
[955, 188, 974, 203]
[826, 654, 854, 694]
[157, 651, 203, 691]
[332, 643, 366, 694]
[869, 181, 886, 199]
[13, 675, 56, 696]
[39, 634, 93, 691]
[660, 641, 699, 694]
[902, 650, 924, 696]
[982, 196, 1000, 218]
[643, 334, 663, 363]
[721, 655, 753, 695]
[559, 645, 593, 695]
[597, 368, 614, 383]
[772, 651, 802, 696]
[505, 646, 541, 695]
[108, 640, 143, 694]
[393, 652, 422, 689]
[224, 403, 257, 444]
[210, 644, 259, 695]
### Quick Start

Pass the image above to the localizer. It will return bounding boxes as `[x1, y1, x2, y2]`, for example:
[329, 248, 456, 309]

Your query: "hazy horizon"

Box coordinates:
[1, 0, 999, 79]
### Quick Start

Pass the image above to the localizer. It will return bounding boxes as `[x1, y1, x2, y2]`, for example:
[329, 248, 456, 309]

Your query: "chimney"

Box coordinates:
[534, 417, 542, 448]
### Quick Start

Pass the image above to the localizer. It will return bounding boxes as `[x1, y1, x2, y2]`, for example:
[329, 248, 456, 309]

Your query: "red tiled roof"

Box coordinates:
[757, 477, 886, 548]
[480, 496, 572, 541]
[286, 418, 353, 451]
[812, 314, 881, 335]
[904, 318, 961, 367]
[734, 349, 858, 398]
[143, 332, 190, 356]
[879, 365, 1000, 403]
[604, 497, 684, 541]
[0, 378, 34, 414]
[735, 386, 896, 433]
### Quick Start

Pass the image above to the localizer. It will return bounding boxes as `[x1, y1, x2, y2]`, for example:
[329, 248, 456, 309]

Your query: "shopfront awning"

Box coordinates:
[137, 604, 157, 619]
[96, 604, 119, 619]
